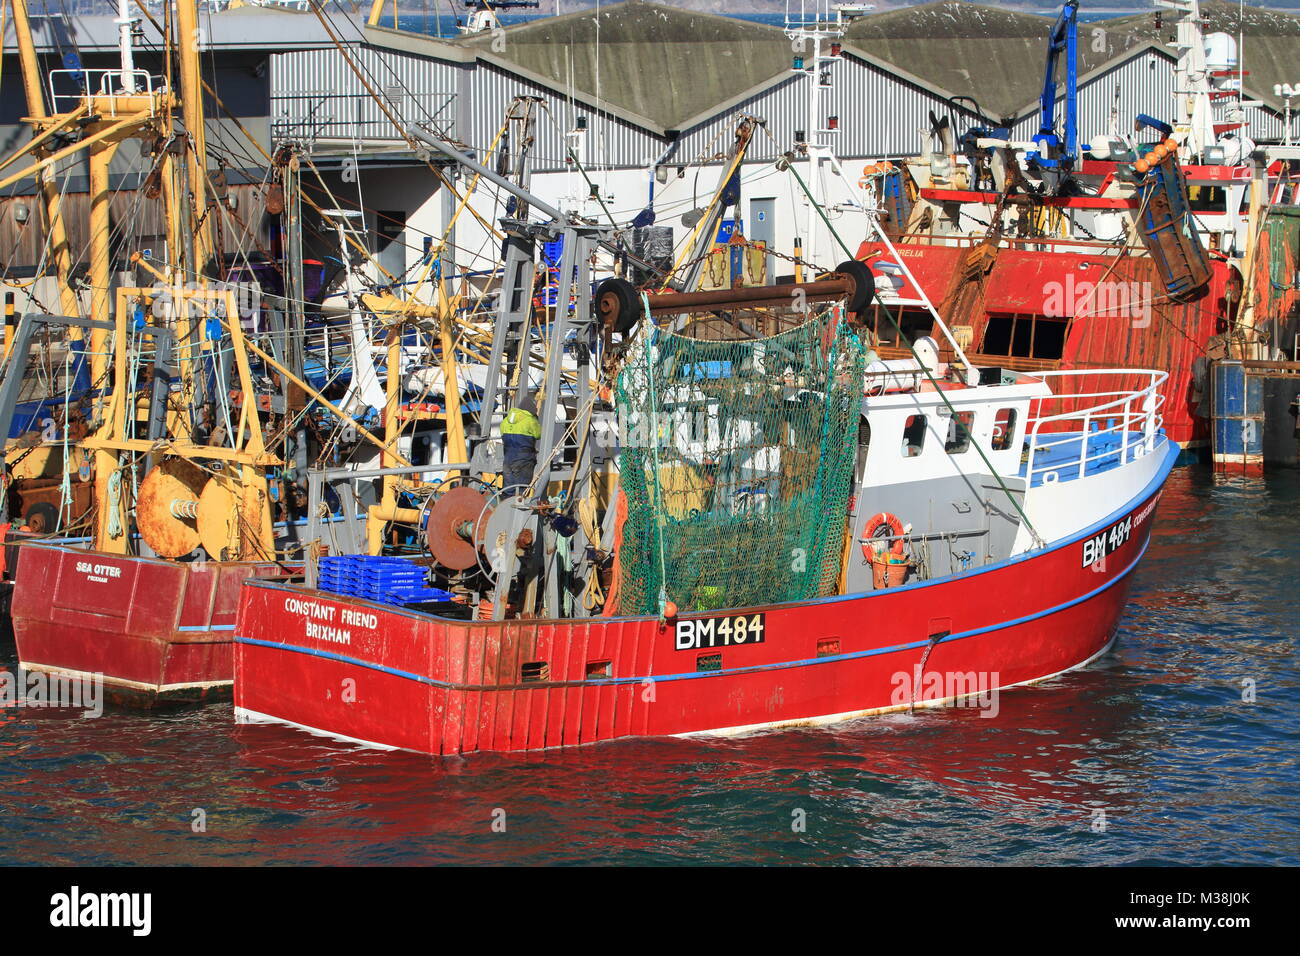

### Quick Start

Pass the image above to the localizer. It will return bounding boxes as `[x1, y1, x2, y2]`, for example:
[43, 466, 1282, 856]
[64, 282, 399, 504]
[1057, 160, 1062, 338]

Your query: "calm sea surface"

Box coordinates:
[0, 465, 1296, 865]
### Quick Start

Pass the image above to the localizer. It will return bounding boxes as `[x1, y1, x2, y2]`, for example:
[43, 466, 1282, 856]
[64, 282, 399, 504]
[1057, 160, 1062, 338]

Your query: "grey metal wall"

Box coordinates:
[270, 45, 460, 143]
[1011, 47, 1287, 146]
[1239, 103, 1287, 142]
[675, 57, 984, 165]
[1011, 49, 1176, 142]
[266, 39, 1293, 167]
[465, 62, 668, 171]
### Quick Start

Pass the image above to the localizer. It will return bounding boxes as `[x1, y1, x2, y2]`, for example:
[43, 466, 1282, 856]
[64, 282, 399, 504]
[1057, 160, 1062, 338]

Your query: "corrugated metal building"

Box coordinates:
[7, 0, 1300, 279]
[9, 2, 1300, 171]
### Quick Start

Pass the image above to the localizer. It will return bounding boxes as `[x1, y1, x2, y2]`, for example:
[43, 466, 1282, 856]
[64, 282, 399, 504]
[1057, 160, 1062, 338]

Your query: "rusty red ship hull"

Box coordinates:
[232, 444, 1177, 756]
[10, 542, 296, 706]
[859, 238, 1233, 451]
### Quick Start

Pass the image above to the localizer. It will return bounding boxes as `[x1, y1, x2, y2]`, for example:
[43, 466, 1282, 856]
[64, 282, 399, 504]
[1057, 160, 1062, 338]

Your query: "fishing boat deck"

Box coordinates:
[1019, 430, 1158, 486]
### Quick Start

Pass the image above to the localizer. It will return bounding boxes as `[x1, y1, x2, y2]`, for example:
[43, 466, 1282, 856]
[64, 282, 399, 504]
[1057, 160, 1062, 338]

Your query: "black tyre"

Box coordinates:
[595, 277, 641, 334]
[835, 259, 876, 315]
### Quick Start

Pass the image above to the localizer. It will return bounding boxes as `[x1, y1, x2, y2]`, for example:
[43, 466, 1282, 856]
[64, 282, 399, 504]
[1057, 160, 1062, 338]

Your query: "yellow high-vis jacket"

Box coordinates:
[502, 408, 542, 439]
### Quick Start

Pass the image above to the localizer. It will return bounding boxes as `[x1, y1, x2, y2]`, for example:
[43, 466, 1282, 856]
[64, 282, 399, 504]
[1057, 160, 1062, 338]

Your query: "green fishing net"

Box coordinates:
[615, 309, 865, 615]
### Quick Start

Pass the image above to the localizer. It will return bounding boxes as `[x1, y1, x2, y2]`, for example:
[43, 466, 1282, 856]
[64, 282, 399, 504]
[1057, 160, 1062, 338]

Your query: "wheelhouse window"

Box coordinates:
[869, 307, 934, 348]
[980, 313, 1068, 360]
[945, 411, 974, 454]
[901, 414, 927, 457]
[991, 408, 1018, 451]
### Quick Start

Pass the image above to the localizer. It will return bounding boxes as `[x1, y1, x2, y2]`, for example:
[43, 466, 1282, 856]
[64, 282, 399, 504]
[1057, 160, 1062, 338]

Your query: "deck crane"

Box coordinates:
[1027, 0, 1080, 172]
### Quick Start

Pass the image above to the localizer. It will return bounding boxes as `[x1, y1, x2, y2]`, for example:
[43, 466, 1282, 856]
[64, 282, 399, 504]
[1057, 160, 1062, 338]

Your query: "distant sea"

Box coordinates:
[395, 9, 1147, 37]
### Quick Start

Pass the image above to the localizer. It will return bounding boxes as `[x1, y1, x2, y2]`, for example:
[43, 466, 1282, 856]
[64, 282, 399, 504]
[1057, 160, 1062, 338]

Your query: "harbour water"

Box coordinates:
[0, 465, 1295, 866]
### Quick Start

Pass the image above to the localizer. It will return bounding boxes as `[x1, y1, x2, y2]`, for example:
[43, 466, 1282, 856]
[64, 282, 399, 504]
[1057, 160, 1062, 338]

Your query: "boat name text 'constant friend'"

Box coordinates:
[283, 597, 378, 646]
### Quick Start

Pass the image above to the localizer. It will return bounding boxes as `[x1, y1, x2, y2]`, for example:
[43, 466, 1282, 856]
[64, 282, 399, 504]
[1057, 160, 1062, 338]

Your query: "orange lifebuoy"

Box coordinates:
[861, 511, 906, 559]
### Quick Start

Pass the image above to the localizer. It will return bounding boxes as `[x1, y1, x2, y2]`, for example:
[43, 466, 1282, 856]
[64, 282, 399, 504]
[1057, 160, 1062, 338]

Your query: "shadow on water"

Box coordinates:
[0, 467, 1296, 865]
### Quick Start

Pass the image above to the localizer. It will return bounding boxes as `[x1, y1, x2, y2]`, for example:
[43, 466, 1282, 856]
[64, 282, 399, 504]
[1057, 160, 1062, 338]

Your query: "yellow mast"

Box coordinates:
[368, 330, 405, 555]
[7, 0, 80, 320]
[174, 0, 214, 275]
[438, 282, 468, 475]
[88, 139, 127, 552]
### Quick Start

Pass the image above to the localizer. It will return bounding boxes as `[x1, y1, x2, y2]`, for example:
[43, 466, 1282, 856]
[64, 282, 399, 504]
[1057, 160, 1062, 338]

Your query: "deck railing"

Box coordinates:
[271, 90, 456, 145]
[1022, 369, 1168, 484]
[47, 69, 161, 116]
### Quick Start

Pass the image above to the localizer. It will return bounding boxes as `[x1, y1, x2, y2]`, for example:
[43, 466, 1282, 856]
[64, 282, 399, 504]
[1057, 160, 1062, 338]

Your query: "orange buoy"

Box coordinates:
[861, 512, 906, 558]
[663, 600, 679, 620]
[1134, 158, 1150, 174]
[1150, 143, 1169, 162]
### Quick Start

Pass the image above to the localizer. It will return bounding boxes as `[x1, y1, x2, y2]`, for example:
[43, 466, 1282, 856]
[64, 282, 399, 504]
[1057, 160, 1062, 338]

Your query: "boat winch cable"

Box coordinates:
[639, 293, 671, 623]
[780, 158, 1047, 551]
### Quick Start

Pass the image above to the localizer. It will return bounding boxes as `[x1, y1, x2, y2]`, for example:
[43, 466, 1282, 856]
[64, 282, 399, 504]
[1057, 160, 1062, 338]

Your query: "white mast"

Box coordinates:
[785, 2, 841, 267]
[115, 0, 138, 92]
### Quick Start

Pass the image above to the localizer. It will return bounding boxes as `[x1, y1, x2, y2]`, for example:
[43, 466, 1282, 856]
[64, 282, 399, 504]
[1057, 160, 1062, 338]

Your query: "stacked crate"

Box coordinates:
[317, 556, 454, 606]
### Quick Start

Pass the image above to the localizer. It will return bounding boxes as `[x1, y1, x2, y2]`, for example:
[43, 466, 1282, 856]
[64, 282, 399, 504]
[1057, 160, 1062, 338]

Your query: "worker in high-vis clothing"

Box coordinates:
[501, 389, 542, 493]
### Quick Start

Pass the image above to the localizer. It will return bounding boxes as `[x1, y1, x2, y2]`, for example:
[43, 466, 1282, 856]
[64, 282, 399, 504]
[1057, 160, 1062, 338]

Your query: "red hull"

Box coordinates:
[233, 450, 1177, 755]
[858, 241, 1230, 449]
[10, 544, 295, 706]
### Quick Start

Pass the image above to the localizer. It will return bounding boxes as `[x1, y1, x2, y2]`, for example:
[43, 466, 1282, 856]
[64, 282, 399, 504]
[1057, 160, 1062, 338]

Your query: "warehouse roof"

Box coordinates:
[845, 0, 1300, 121]
[458, 1, 795, 130]
[1100, 0, 1300, 111]
[842, 0, 1147, 121]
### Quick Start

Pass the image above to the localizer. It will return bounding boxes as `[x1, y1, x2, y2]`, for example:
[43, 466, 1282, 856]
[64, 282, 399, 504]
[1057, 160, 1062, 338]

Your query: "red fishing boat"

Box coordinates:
[10, 549, 289, 704]
[856, 0, 1298, 460]
[234, 364, 1177, 754]
[227, 117, 1181, 756]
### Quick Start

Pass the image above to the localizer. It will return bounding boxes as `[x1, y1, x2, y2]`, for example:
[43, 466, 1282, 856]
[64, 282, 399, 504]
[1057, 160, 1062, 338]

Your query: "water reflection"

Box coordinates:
[0, 466, 1296, 864]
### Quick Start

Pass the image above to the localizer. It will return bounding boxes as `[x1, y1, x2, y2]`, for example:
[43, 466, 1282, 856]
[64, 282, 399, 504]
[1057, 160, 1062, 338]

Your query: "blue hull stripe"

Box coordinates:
[234, 534, 1151, 690]
[243, 440, 1179, 625]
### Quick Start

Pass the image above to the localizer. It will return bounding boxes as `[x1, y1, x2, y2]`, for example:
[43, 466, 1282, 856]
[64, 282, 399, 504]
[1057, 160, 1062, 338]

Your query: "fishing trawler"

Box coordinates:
[0, 0, 444, 703]
[855, 0, 1299, 461]
[231, 118, 1179, 754]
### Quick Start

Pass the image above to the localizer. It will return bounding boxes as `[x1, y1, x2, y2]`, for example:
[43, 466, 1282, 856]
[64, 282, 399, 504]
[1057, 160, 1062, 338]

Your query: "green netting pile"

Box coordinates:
[615, 310, 865, 616]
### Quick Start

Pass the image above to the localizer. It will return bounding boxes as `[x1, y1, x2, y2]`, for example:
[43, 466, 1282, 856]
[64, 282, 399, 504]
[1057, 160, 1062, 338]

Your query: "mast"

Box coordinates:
[1160, 0, 1218, 163]
[7, 0, 80, 320]
[784, 1, 859, 268]
[174, 0, 214, 275]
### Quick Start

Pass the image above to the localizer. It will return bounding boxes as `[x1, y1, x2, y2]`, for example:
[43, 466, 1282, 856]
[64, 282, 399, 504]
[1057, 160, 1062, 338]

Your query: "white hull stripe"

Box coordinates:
[233, 635, 1122, 755]
[17, 662, 231, 695]
[234, 707, 400, 751]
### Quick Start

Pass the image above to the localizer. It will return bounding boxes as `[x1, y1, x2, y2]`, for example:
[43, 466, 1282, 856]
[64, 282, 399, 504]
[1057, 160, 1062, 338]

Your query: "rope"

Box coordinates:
[640, 293, 670, 621]
[782, 158, 1047, 550]
[105, 467, 124, 540]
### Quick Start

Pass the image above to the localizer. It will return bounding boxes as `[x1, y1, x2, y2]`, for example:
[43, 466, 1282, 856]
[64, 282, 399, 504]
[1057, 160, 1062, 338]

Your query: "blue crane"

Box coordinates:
[1027, 0, 1080, 171]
